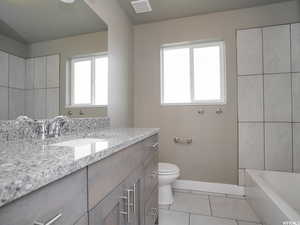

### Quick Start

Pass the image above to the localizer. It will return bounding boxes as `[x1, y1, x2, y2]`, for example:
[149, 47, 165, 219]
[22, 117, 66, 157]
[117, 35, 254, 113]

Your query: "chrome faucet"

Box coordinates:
[34, 120, 47, 140]
[47, 116, 70, 138]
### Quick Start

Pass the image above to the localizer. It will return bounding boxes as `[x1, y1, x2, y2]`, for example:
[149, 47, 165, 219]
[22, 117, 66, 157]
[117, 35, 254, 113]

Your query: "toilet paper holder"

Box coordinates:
[174, 137, 192, 144]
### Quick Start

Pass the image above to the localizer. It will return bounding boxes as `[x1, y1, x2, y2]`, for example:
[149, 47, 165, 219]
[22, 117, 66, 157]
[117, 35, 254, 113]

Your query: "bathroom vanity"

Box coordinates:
[0, 127, 159, 225]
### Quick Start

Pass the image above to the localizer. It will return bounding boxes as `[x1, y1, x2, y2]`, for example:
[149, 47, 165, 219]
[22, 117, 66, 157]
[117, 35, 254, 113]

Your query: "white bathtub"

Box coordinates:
[245, 169, 300, 225]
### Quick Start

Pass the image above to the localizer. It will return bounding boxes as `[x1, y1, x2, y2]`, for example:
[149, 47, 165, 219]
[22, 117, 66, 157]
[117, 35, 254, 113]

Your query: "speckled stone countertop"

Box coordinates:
[0, 128, 159, 208]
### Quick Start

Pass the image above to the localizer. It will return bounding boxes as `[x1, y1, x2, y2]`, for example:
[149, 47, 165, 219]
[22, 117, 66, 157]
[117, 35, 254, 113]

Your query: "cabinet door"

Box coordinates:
[144, 188, 159, 225]
[89, 182, 127, 225]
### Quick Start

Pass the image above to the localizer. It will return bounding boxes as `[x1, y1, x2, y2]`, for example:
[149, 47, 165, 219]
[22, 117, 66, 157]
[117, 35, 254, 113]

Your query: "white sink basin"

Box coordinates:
[51, 138, 107, 147]
[51, 138, 109, 160]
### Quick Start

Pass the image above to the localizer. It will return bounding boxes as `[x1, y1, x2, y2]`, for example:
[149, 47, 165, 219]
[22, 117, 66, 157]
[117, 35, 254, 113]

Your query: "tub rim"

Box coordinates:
[246, 169, 300, 221]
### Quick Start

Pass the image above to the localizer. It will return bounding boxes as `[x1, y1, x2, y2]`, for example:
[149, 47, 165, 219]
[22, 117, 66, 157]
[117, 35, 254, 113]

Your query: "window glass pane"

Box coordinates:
[73, 60, 91, 104]
[95, 57, 108, 105]
[163, 48, 190, 103]
[193, 46, 221, 100]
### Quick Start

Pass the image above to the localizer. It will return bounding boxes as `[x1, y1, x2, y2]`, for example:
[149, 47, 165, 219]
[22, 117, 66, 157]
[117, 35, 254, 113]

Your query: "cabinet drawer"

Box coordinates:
[144, 152, 158, 202]
[144, 188, 158, 225]
[0, 169, 87, 225]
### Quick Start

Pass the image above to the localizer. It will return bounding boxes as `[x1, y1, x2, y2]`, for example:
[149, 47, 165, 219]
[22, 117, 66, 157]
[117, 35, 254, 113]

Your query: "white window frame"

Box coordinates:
[160, 41, 226, 106]
[67, 53, 108, 108]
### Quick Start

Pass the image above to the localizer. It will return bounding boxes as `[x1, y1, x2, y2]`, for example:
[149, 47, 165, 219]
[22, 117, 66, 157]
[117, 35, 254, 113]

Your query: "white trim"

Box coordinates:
[65, 104, 107, 108]
[91, 58, 96, 105]
[173, 179, 245, 196]
[160, 100, 226, 106]
[189, 47, 194, 103]
[71, 52, 108, 59]
[160, 40, 226, 106]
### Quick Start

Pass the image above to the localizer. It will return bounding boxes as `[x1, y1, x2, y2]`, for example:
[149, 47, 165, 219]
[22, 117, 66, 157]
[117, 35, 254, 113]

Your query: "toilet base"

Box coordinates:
[159, 184, 174, 205]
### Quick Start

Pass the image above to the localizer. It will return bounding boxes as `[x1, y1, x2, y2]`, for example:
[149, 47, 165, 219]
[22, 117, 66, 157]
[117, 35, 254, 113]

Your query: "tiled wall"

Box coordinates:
[0, 51, 59, 120]
[25, 55, 60, 119]
[237, 23, 300, 185]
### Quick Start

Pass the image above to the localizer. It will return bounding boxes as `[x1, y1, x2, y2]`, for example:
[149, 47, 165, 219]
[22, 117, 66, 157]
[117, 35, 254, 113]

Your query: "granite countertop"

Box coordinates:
[0, 128, 159, 208]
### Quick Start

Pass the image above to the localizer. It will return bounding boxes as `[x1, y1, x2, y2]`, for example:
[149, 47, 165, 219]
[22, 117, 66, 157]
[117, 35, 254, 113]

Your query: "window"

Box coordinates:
[161, 41, 226, 105]
[69, 54, 108, 107]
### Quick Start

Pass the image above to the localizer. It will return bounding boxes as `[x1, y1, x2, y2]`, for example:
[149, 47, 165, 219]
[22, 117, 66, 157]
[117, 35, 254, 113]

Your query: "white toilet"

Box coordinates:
[158, 162, 180, 205]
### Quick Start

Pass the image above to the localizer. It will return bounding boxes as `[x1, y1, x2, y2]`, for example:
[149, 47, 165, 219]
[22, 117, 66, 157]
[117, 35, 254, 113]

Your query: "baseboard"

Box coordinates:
[173, 179, 245, 196]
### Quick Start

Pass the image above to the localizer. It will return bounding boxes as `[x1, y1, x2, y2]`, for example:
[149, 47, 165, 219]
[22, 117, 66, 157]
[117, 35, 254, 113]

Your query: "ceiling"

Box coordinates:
[0, 0, 107, 44]
[118, 0, 293, 24]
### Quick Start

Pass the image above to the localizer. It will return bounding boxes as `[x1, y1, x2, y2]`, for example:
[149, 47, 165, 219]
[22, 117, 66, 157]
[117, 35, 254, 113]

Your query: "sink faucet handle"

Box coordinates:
[34, 120, 47, 140]
[47, 116, 70, 138]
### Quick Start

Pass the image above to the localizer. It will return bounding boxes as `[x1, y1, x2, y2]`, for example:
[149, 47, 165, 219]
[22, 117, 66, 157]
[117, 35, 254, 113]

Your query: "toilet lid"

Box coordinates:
[158, 163, 180, 174]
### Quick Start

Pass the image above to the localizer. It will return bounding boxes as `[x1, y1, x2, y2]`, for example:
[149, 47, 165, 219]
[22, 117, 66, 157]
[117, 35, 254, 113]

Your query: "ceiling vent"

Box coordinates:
[131, 0, 152, 14]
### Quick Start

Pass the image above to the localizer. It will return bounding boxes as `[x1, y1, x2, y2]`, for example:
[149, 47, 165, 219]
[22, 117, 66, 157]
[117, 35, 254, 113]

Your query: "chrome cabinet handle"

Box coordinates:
[151, 143, 159, 150]
[131, 184, 136, 213]
[120, 189, 132, 224]
[174, 137, 192, 144]
[34, 213, 62, 225]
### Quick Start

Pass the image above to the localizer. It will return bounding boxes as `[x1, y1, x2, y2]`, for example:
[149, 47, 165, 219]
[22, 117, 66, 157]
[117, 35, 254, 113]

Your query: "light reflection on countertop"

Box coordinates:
[0, 128, 159, 208]
[50, 138, 109, 160]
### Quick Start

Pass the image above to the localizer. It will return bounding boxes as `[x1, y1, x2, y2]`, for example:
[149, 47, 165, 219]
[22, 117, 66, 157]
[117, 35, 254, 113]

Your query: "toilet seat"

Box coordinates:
[158, 163, 180, 175]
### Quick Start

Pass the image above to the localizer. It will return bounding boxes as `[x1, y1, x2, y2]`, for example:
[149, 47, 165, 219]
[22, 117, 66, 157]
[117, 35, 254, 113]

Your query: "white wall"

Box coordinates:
[133, 0, 300, 184]
[85, 0, 133, 127]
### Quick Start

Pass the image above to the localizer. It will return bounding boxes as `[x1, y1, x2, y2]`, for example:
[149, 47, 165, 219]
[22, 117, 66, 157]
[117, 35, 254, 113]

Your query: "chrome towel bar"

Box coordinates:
[174, 137, 192, 144]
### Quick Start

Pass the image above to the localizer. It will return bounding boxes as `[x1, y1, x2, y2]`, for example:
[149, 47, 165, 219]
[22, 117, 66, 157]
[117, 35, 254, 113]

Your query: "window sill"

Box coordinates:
[160, 101, 226, 106]
[65, 105, 107, 109]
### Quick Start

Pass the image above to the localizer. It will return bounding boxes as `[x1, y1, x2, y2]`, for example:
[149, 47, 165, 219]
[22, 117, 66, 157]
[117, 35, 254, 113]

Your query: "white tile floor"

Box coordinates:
[159, 191, 262, 225]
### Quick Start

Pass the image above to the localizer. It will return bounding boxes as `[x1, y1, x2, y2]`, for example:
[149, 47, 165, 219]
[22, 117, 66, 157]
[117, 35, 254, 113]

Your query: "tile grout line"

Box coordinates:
[237, 219, 262, 225]
[187, 211, 260, 224]
[290, 24, 294, 172]
[236, 29, 241, 185]
[262, 27, 266, 171]
[239, 121, 297, 123]
[238, 71, 299, 77]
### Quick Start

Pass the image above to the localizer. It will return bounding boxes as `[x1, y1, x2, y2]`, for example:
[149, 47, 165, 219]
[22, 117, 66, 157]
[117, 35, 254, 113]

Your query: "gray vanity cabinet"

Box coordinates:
[0, 169, 87, 225]
[88, 134, 159, 225]
[0, 134, 159, 225]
